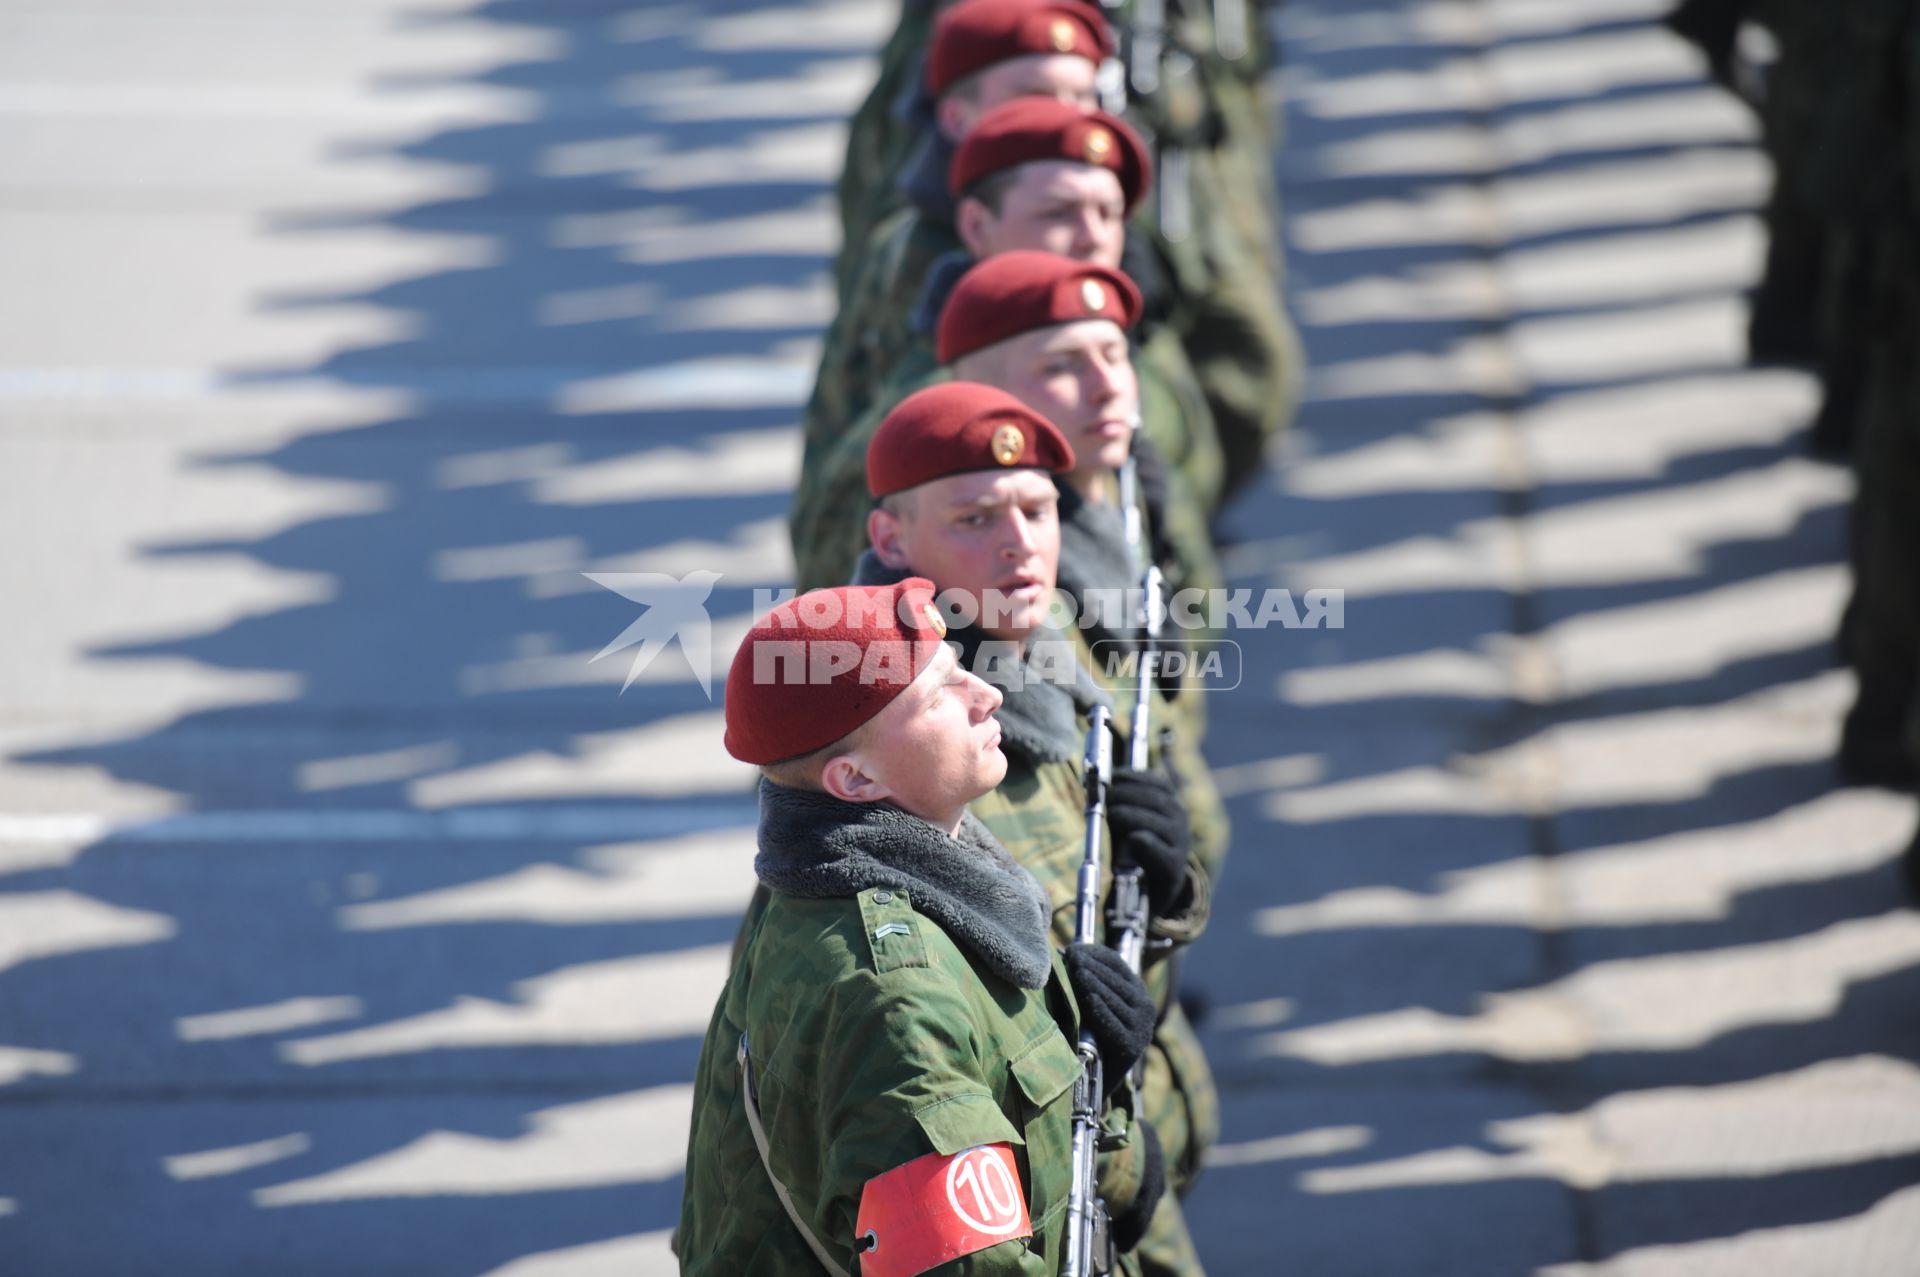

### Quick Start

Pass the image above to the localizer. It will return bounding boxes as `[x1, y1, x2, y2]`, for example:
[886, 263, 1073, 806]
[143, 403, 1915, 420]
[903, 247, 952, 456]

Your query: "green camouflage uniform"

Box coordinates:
[834, 1, 941, 296]
[792, 355, 949, 595]
[1139, 0, 1300, 502]
[1131, 2, 1299, 505]
[961, 668, 1217, 1277]
[882, 609, 1215, 1277]
[1137, 321, 1227, 515]
[800, 202, 961, 491]
[688, 794, 1150, 1274]
[1050, 478, 1234, 1229]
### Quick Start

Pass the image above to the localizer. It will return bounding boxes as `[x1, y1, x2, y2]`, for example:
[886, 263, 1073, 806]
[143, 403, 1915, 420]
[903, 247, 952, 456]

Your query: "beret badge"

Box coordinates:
[990, 422, 1027, 465]
[1049, 17, 1077, 52]
[921, 603, 949, 639]
[1084, 127, 1114, 165]
[1080, 279, 1107, 313]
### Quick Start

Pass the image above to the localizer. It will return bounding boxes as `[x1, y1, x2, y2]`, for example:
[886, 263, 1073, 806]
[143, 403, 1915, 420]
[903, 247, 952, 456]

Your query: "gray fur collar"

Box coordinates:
[912, 249, 973, 343]
[898, 131, 957, 227]
[754, 781, 1053, 989]
[851, 550, 1110, 765]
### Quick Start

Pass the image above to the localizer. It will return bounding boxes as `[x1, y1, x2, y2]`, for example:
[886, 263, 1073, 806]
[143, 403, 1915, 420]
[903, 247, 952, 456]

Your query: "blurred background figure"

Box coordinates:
[1671, 0, 1920, 891]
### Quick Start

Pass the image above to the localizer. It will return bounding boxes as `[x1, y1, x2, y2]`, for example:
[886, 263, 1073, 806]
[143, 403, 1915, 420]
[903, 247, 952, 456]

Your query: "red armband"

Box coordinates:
[854, 1142, 1032, 1277]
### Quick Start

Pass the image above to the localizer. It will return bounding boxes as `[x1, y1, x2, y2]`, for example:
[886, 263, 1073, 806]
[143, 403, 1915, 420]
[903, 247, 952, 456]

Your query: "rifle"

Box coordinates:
[1063, 705, 1116, 1277]
[1115, 453, 1172, 979]
[1094, 0, 1128, 114]
[1113, 458, 1152, 975]
[1106, 560, 1160, 976]
[1129, 0, 1164, 97]
[1126, 0, 1197, 243]
[1215, 0, 1249, 62]
[1157, 140, 1192, 243]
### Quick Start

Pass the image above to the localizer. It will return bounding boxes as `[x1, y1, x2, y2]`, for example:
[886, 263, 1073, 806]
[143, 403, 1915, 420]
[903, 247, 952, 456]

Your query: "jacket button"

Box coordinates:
[873, 890, 894, 904]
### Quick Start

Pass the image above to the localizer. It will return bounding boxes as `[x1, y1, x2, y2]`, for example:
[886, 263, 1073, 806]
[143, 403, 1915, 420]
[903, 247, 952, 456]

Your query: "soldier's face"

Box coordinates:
[961, 162, 1127, 266]
[939, 54, 1101, 140]
[957, 320, 1136, 476]
[855, 644, 1009, 822]
[868, 469, 1061, 644]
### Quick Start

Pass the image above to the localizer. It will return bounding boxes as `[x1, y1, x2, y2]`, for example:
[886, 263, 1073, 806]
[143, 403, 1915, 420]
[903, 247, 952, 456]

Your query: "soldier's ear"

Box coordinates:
[955, 197, 994, 257]
[934, 94, 974, 143]
[869, 507, 913, 570]
[821, 753, 888, 805]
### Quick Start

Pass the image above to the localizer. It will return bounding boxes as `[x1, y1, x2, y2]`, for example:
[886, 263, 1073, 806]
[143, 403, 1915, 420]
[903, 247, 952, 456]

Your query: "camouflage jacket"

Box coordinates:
[791, 355, 948, 595]
[833, 0, 941, 295]
[1136, 321, 1226, 515]
[804, 144, 963, 483]
[926, 609, 1220, 1203]
[682, 783, 1144, 1274]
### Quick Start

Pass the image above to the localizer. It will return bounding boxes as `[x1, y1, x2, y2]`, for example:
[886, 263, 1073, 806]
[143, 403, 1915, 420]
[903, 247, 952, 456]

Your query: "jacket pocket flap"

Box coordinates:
[1009, 1030, 1082, 1112]
[913, 1092, 1024, 1157]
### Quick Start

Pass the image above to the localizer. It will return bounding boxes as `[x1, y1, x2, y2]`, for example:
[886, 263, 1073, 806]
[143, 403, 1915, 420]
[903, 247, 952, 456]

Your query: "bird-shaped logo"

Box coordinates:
[586, 570, 723, 697]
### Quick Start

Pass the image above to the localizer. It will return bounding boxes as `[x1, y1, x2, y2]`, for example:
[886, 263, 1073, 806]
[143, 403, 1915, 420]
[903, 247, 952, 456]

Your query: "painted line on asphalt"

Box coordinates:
[0, 804, 753, 845]
[0, 358, 812, 408]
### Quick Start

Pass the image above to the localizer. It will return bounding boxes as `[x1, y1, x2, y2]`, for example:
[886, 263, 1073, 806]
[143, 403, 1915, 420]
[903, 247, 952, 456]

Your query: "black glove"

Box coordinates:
[1065, 943, 1155, 1095]
[1111, 1119, 1167, 1254]
[1106, 766, 1193, 916]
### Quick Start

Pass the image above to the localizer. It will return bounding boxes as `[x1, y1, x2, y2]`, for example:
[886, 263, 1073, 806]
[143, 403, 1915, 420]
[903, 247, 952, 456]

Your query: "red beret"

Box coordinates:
[723, 578, 950, 765]
[867, 382, 1075, 499]
[951, 99, 1151, 214]
[936, 250, 1142, 364]
[927, 0, 1113, 97]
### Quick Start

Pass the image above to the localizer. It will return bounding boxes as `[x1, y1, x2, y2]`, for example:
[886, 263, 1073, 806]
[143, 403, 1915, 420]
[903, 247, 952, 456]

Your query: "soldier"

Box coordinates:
[832, 0, 1110, 303]
[680, 577, 1167, 1273]
[801, 0, 1114, 482]
[934, 252, 1223, 620]
[853, 95, 1145, 451]
[831, 0, 1301, 509]
[856, 383, 1216, 1275]
[793, 99, 1223, 592]
[1809, 0, 1920, 897]
[926, 259, 1231, 1217]
[932, 249, 1227, 806]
